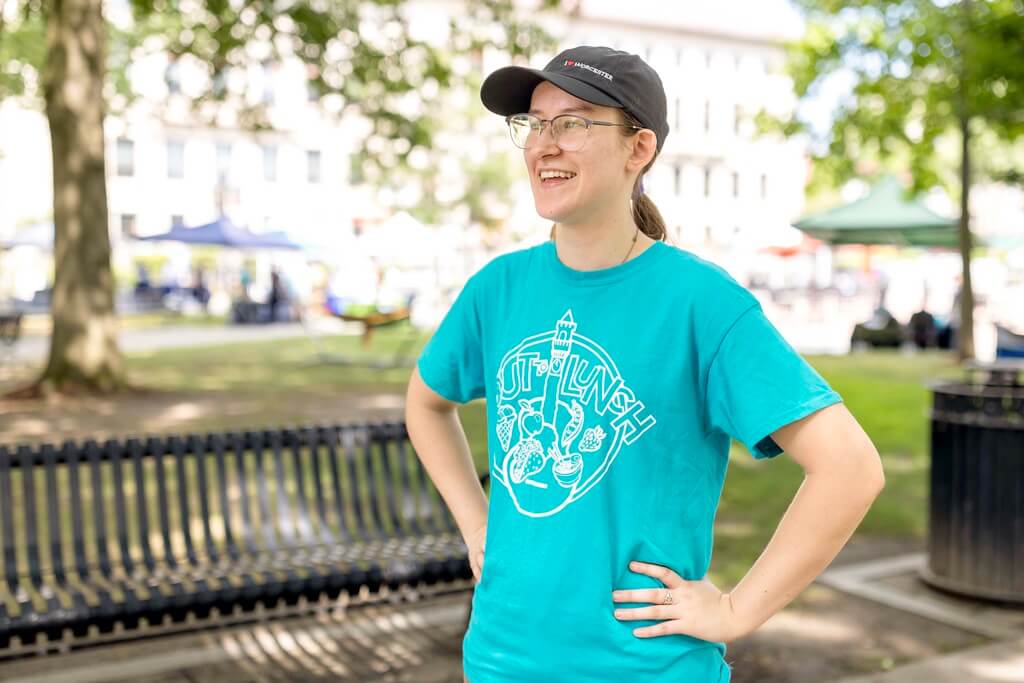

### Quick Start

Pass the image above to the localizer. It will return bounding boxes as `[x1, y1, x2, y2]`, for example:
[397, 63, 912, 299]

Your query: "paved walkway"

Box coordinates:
[12, 321, 350, 364]
[0, 593, 470, 683]
[837, 637, 1024, 682]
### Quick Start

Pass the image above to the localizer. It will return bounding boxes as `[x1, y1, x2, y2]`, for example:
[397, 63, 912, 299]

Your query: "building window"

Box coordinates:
[674, 97, 681, 131]
[116, 137, 134, 177]
[261, 60, 276, 105]
[120, 214, 137, 238]
[761, 173, 768, 199]
[216, 142, 232, 177]
[306, 64, 320, 102]
[307, 149, 322, 183]
[676, 47, 684, 66]
[732, 171, 740, 198]
[673, 163, 682, 196]
[349, 155, 364, 185]
[705, 51, 713, 69]
[170, 214, 183, 227]
[165, 60, 181, 95]
[704, 166, 712, 197]
[212, 68, 227, 98]
[262, 145, 277, 182]
[167, 140, 185, 179]
[704, 100, 711, 133]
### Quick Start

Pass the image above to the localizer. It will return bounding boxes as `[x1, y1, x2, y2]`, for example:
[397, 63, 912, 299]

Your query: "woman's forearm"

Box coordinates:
[405, 400, 488, 539]
[726, 461, 884, 638]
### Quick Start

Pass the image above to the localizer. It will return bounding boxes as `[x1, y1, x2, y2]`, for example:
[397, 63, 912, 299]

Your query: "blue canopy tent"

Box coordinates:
[137, 216, 301, 250]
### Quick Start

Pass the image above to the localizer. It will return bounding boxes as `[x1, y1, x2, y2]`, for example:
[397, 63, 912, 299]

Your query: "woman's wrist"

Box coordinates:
[721, 590, 759, 641]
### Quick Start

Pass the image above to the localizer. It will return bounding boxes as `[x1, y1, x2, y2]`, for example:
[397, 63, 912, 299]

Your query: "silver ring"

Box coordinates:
[662, 590, 674, 605]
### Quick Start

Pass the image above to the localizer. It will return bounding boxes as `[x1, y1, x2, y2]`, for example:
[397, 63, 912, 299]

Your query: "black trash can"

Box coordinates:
[922, 360, 1024, 603]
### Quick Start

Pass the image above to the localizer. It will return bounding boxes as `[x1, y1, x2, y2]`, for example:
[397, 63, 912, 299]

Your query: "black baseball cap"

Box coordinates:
[480, 45, 669, 153]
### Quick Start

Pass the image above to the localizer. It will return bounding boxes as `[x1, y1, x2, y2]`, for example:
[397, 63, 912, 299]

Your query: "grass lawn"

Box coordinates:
[0, 325, 964, 587]
[19, 310, 229, 337]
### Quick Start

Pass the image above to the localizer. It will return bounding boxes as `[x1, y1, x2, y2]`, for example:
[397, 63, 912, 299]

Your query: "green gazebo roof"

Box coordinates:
[794, 176, 961, 248]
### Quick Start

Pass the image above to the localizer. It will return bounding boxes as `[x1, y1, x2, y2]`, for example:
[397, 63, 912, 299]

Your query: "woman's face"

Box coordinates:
[524, 81, 645, 226]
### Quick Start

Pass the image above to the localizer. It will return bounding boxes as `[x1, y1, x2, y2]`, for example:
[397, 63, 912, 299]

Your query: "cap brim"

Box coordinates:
[480, 65, 622, 116]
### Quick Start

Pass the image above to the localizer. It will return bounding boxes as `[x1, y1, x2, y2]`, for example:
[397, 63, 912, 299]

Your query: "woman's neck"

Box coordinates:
[552, 218, 654, 272]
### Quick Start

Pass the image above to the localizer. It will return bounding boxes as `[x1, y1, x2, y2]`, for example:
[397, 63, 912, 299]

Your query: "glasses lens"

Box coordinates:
[508, 115, 537, 149]
[553, 115, 587, 151]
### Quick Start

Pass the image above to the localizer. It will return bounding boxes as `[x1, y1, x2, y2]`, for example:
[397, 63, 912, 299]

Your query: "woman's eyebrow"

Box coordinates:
[527, 105, 596, 116]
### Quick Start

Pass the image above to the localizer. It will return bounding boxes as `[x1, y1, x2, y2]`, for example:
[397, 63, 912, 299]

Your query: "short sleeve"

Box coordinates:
[415, 272, 486, 404]
[705, 304, 843, 459]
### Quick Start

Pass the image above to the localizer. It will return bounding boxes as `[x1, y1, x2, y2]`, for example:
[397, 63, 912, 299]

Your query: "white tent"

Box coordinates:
[357, 211, 440, 269]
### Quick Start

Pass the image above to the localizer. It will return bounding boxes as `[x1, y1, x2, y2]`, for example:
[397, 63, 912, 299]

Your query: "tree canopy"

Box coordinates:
[772, 0, 1023, 197]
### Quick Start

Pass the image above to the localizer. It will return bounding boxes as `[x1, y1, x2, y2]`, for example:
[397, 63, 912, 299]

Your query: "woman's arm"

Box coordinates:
[726, 402, 886, 638]
[405, 366, 489, 577]
[613, 402, 884, 642]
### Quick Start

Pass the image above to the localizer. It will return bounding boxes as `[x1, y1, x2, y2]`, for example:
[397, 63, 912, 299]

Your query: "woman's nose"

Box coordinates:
[533, 123, 560, 154]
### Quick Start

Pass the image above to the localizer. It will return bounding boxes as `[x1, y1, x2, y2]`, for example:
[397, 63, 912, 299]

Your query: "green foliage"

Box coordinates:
[1, 0, 565, 178]
[0, 7, 45, 101]
[763, 0, 1024, 197]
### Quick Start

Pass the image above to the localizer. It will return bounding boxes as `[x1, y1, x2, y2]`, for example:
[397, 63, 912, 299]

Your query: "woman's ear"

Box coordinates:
[627, 129, 657, 173]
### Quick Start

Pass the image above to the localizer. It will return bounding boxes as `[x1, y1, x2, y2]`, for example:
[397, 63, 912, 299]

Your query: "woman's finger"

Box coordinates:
[611, 588, 667, 604]
[628, 561, 684, 589]
[613, 605, 672, 621]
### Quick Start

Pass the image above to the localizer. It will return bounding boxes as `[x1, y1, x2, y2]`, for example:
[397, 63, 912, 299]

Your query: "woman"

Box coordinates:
[405, 45, 885, 683]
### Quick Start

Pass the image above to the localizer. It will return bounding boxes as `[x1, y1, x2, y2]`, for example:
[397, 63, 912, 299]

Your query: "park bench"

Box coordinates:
[0, 421, 485, 656]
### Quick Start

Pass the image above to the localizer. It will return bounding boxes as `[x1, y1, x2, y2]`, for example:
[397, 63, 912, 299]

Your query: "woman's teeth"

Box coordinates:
[540, 171, 577, 185]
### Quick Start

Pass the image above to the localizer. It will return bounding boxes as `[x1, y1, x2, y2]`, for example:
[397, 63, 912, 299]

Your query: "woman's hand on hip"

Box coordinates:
[612, 561, 748, 643]
[465, 522, 487, 582]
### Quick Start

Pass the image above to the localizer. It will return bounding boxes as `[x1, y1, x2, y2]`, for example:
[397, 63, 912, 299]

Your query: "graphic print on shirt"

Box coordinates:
[494, 310, 656, 517]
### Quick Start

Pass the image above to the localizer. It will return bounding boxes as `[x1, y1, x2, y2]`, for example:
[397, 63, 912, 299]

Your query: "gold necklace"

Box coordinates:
[620, 228, 639, 263]
[553, 225, 641, 264]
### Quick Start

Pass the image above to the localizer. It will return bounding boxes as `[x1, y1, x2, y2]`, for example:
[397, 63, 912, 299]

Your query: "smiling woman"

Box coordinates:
[481, 46, 670, 269]
[406, 44, 884, 683]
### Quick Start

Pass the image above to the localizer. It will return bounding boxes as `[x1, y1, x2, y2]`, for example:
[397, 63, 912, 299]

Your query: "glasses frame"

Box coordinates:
[504, 113, 643, 151]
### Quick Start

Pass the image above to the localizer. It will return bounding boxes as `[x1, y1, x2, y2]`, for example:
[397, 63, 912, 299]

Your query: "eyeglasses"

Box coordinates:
[505, 113, 642, 151]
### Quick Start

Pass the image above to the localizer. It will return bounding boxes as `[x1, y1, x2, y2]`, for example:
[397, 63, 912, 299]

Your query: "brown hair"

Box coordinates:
[547, 108, 668, 242]
[621, 108, 668, 241]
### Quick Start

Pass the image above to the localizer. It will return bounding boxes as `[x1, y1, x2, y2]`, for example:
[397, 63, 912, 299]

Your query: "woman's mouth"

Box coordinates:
[539, 172, 577, 189]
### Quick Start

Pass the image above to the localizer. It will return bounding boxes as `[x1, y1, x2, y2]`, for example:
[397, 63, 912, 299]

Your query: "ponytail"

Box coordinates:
[623, 109, 667, 241]
[632, 192, 667, 242]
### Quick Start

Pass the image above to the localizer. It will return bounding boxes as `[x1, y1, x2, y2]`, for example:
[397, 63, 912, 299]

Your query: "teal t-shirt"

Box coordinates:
[416, 238, 843, 683]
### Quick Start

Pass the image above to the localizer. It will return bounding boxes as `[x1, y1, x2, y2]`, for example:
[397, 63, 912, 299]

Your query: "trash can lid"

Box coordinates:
[964, 359, 1024, 388]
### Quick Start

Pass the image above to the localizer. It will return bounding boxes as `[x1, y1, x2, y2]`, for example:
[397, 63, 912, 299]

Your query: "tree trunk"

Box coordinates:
[955, 0, 976, 363]
[37, 0, 124, 393]
[957, 110, 976, 362]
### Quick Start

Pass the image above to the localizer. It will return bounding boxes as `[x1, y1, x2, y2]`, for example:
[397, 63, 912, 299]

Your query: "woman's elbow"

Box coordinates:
[862, 447, 886, 499]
